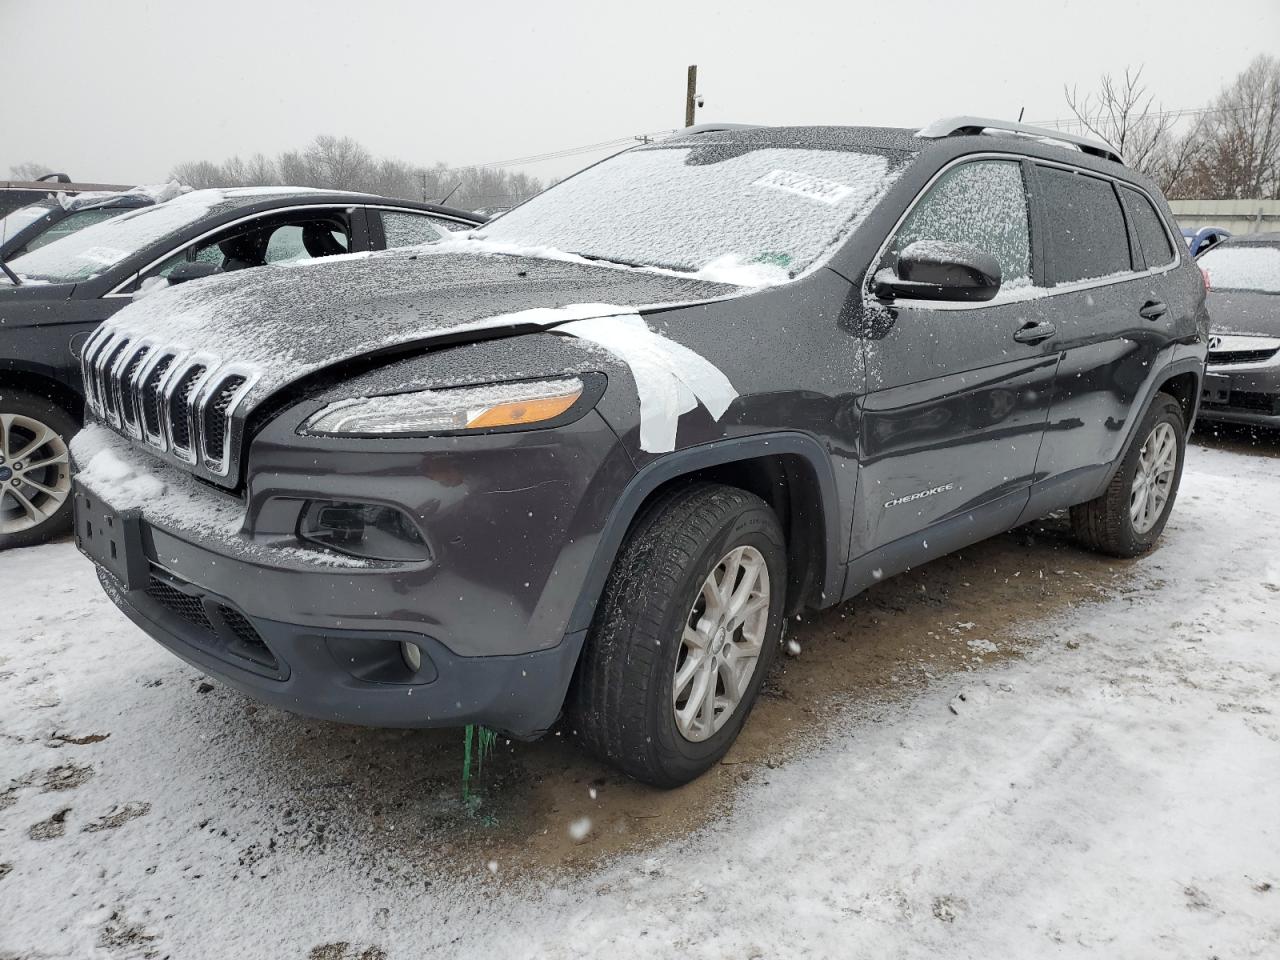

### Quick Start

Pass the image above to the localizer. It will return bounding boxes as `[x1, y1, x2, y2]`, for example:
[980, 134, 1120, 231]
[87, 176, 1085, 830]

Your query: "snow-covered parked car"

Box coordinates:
[0, 182, 188, 261]
[70, 118, 1207, 786]
[1196, 232, 1280, 427]
[0, 188, 483, 549]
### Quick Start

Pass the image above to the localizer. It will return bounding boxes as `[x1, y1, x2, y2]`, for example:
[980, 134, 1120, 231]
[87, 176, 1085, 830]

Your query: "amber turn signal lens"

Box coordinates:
[465, 389, 582, 429]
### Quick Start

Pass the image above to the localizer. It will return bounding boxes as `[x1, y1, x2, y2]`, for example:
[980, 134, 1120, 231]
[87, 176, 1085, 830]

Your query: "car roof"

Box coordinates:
[661, 121, 1139, 183]
[183, 186, 484, 223]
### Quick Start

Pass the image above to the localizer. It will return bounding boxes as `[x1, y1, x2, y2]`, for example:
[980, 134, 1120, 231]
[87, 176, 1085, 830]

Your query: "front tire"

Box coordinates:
[571, 483, 787, 787]
[1071, 391, 1186, 558]
[0, 390, 77, 550]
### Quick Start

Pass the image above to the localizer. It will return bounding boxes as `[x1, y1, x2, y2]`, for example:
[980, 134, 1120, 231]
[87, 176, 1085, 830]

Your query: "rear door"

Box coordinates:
[1022, 165, 1180, 517]
[852, 157, 1059, 565]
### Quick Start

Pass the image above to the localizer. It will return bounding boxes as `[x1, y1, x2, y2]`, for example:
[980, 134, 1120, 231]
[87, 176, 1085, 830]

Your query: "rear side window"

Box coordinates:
[381, 211, 444, 249]
[1120, 186, 1175, 268]
[1038, 167, 1132, 285]
[889, 159, 1031, 286]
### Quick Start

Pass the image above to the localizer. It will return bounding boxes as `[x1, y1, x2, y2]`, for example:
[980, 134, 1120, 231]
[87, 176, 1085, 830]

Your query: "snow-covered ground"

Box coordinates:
[2, 442, 1278, 959]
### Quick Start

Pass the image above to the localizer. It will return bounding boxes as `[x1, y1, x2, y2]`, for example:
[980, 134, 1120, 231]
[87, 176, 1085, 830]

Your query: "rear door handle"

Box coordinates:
[1139, 300, 1168, 320]
[1013, 321, 1056, 344]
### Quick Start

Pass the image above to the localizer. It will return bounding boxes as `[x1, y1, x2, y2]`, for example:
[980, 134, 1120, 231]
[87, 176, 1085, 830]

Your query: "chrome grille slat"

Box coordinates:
[79, 329, 259, 480]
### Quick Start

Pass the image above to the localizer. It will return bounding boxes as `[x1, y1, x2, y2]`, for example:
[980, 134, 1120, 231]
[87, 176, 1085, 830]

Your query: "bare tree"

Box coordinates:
[1183, 54, 1280, 199]
[304, 135, 374, 191]
[1065, 66, 1176, 178]
[169, 135, 545, 211]
[8, 161, 56, 181]
[169, 160, 225, 190]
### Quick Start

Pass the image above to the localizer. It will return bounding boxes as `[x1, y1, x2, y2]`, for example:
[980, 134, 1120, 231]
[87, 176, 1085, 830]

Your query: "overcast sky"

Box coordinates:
[3, 0, 1277, 185]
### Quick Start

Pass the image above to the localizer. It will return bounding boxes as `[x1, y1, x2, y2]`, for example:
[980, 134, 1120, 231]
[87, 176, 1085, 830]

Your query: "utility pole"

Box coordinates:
[685, 65, 698, 128]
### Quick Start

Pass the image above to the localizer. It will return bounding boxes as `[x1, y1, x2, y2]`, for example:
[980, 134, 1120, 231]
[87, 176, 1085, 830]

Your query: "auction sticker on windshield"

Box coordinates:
[752, 169, 856, 206]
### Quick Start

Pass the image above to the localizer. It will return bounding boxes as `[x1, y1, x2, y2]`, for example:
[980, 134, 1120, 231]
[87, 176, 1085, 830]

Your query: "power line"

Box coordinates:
[475, 130, 676, 168]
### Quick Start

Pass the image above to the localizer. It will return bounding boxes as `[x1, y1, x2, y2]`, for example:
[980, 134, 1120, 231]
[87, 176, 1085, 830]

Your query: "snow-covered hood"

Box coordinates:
[1207, 289, 1279, 337]
[98, 246, 741, 408]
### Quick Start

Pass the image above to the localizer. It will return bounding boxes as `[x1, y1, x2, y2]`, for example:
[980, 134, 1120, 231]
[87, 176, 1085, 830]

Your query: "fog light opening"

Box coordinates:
[401, 641, 423, 673]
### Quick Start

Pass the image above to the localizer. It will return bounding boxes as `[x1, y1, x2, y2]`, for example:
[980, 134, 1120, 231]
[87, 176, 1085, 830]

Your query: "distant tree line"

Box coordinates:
[13, 55, 1280, 203]
[168, 135, 546, 212]
[1065, 54, 1280, 200]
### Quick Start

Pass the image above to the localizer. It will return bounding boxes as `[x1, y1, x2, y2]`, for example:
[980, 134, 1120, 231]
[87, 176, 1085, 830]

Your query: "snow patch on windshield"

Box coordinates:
[1199, 245, 1280, 293]
[481, 146, 900, 278]
[10, 190, 225, 282]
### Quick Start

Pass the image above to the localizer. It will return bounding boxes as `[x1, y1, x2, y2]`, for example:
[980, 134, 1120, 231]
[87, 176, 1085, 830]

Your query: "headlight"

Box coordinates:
[299, 377, 586, 437]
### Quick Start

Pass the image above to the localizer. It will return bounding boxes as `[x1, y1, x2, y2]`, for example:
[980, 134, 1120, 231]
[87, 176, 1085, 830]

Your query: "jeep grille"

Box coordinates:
[81, 326, 258, 477]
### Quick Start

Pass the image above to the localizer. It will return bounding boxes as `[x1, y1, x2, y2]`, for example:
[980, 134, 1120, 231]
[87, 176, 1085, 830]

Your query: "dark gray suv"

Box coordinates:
[70, 118, 1208, 786]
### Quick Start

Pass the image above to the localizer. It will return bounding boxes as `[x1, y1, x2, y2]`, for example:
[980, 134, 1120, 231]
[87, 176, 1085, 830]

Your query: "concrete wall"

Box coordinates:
[1169, 199, 1280, 235]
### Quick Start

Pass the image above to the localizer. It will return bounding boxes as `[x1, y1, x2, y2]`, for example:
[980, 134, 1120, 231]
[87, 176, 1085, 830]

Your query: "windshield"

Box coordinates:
[479, 142, 900, 278]
[0, 201, 55, 246]
[1199, 244, 1280, 293]
[7, 191, 229, 283]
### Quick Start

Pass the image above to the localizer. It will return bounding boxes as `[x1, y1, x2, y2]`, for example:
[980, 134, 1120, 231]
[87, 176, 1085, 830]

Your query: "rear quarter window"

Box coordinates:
[1038, 166, 1133, 285]
[1120, 186, 1176, 268]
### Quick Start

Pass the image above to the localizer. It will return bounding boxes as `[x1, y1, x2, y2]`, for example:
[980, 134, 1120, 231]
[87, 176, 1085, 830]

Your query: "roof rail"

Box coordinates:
[667, 122, 763, 139]
[916, 116, 1123, 165]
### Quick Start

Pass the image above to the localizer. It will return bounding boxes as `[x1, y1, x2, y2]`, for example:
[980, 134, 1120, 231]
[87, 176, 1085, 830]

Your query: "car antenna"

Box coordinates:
[439, 181, 463, 206]
[1017, 106, 1025, 122]
[0, 258, 21, 286]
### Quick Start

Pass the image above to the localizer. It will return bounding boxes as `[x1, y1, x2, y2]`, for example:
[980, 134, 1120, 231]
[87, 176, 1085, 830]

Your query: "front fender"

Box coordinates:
[565, 431, 845, 635]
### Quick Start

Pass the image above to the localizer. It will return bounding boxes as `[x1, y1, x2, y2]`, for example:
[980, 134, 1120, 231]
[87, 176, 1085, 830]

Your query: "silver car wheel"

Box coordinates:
[672, 544, 770, 743]
[1129, 421, 1177, 535]
[0, 412, 72, 536]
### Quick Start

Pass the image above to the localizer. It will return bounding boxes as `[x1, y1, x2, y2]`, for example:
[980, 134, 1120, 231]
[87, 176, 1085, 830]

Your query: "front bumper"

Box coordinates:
[95, 563, 585, 736]
[71, 405, 635, 737]
[1198, 342, 1280, 427]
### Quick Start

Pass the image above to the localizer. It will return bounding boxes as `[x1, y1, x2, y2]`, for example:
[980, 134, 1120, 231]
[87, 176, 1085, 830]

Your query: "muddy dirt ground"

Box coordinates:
[169, 508, 1139, 880]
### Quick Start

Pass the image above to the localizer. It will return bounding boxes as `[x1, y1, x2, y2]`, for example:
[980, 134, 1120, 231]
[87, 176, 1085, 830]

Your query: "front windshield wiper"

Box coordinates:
[569, 251, 653, 270]
[0, 259, 21, 286]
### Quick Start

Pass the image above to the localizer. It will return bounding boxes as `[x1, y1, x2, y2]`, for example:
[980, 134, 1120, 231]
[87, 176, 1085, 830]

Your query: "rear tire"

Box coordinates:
[571, 483, 786, 787]
[1070, 391, 1186, 558]
[0, 389, 77, 551]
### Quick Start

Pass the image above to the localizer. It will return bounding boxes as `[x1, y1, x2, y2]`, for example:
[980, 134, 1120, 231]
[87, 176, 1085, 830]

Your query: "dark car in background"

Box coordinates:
[0, 174, 131, 218]
[70, 118, 1207, 787]
[1196, 233, 1280, 428]
[0, 184, 188, 260]
[0, 188, 484, 548]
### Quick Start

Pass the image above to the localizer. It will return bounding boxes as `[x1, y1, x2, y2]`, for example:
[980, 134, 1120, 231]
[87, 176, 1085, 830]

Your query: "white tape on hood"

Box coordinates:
[556, 314, 738, 453]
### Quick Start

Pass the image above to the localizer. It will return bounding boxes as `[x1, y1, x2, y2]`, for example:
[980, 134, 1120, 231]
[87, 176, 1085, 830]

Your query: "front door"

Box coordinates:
[848, 158, 1059, 589]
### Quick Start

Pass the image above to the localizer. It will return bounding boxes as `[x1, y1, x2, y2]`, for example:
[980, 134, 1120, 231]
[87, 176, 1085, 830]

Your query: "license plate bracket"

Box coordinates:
[1201, 373, 1230, 405]
[73, 487, 148, 592]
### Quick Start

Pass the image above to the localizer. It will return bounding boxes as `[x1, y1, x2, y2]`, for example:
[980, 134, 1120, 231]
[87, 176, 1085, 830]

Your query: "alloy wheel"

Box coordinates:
[672, 544, 771, 742]
[1129, 421, 1177, 535]
[0, 413, 72, 536]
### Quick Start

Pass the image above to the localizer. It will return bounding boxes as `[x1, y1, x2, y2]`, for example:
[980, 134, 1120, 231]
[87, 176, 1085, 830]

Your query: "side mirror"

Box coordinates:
[167, 261, 222, 285]
[874, 240, 1002, 303]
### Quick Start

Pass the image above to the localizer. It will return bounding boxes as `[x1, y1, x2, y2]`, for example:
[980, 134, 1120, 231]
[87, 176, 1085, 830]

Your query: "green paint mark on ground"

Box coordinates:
[461, 724, 499, 813]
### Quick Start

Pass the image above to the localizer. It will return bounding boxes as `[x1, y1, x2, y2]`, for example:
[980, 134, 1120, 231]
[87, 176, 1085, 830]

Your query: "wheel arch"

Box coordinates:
[565, 432, 844, 635]
[1155, 366, 1201, 431]
[0, 365, 84, 423]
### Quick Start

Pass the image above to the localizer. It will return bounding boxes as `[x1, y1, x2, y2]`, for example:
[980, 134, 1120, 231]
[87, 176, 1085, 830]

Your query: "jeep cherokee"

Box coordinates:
[70, 118, 1208, 786]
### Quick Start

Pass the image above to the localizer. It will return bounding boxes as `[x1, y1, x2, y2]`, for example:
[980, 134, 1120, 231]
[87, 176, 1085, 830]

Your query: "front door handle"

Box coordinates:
[1013, 321, 1056, 344]
[1139, 300, 1168, 320]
